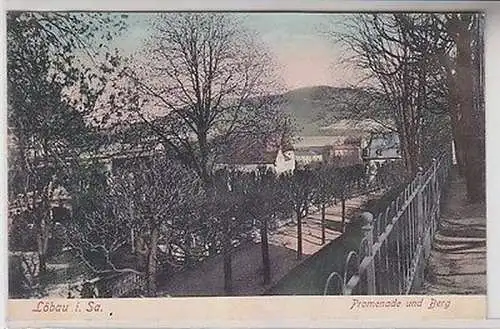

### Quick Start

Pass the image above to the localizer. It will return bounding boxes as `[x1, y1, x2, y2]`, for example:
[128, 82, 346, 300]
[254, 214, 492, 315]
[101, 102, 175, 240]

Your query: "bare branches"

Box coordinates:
[64, 155, 205, 290]
[107, 13, 289, 185]
[330, 14, 458, 172]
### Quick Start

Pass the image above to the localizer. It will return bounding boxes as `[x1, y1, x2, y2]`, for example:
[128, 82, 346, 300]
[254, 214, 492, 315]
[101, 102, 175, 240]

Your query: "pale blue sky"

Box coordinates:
[111, 13, 355, 91]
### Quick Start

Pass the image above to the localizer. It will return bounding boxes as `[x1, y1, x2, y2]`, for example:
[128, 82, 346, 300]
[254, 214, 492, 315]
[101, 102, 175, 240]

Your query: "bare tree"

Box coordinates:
[114, 157, 202, 296]
[239, 168, 290, 285]
[66, 171, 138, 276]
[332, 13, 485, 200]
[67, 156, 203, 296]
[311, 163, 336, 244]
[209, 169, 248, 295]
[333, 14, 451, 174]
[101, 13, 294, 294]
[111, 13, 288, 186]
[332, 167, 352, 233]
[282, 167, 315, 260]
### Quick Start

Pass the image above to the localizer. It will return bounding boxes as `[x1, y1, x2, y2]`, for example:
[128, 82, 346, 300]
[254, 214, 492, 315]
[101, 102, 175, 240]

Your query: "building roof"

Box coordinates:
[294, 146, 325, 157]
[293, 136, 344, 148]
[216, 133, 293, 165]
[331, 144, 360, 151]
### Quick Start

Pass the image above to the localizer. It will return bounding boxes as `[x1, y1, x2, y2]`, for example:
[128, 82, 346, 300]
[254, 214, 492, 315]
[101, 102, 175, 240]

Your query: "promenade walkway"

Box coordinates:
[158, 190, 385, 296]
[420, 170, 486, 294]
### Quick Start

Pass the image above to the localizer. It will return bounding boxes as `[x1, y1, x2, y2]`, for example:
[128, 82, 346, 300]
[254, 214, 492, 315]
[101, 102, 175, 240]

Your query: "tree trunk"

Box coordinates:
[38, 252, 47, 275]
[223, 249, 232, 294]
[198, 131, 212, 187]
[36, 217, 50, 276]
[223, 216, 232, 295]
[146, 227, 159, 297]
[321, 203, 326, 244]
[453, 15, 486, 202]
[443, 51, 466, 176]
[341, 198, 346, 233]
[451, 123, 466, 176]
[260, 217, 271, 285]
[131, 228, 136, 254]
[296, 209, 302, 260]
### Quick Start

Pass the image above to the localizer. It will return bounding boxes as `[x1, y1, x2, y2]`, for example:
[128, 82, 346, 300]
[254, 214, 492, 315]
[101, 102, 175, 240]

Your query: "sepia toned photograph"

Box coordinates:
[7, 10, 485, 302]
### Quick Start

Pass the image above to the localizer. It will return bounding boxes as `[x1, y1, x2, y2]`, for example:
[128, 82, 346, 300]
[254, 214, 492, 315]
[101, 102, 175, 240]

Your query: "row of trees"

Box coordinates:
[9, 151, 388, 297]
[62, 158, 375, 296]
[333, 13, 485, 201]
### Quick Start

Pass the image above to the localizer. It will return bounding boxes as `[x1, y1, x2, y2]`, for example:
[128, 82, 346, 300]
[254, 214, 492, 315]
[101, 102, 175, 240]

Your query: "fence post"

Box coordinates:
[416, 167, 425, 244]
[431, 158, 438, 235]
[361, 212, 376, 295]
[414, 167, 426, 292]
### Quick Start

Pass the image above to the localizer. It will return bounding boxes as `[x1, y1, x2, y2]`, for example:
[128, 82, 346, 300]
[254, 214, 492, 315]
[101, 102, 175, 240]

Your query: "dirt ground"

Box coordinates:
[158, 191, 384, 296]
[420, 171, 486, 294]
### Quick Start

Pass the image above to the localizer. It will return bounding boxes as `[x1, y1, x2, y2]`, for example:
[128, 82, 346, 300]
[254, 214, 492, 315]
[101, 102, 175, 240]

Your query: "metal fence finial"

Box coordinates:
[360, 211, 376, 294]
[360, 211, 374, 227]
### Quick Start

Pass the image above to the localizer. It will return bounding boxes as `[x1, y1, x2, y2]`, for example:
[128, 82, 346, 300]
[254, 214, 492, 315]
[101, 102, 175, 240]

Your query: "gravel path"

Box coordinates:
[421, 171, 486, 294]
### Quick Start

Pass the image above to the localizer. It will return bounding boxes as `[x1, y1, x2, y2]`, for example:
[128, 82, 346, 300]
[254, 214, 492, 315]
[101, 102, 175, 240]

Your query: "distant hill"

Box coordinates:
[100, 85, 394, 145]
[277, 85, 393, 136]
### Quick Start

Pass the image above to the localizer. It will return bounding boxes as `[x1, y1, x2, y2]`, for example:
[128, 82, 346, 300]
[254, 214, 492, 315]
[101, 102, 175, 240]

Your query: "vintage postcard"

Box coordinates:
[5, 3, 488, 328]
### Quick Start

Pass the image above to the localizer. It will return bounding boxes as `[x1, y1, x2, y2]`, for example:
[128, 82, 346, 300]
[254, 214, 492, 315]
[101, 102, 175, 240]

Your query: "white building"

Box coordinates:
[362, 132, 401, 164]
[215, 134, 295, 175]
[216, 146, 295, 174]
[294, 147, 324, 166]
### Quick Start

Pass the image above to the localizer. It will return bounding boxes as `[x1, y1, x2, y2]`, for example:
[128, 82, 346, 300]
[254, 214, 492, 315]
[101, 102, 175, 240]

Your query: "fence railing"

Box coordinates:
[324, 152, 452, 295]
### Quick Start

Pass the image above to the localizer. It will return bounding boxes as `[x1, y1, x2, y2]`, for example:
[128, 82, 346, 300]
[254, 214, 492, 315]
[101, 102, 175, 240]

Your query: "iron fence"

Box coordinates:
[324, 153, 452, 295]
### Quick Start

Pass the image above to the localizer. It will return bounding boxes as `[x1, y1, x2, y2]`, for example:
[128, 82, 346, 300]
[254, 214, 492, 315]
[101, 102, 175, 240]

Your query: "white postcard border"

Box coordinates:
[2, 1, 500, 328]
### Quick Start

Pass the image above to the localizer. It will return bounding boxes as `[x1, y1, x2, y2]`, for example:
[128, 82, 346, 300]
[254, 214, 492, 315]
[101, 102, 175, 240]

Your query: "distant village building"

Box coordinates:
[293, 135, 364, 168]
[328, 144, 363, 167]
[102, 145, 165, 175]
[215, 135, 295, 174]
[294, 147, 325, 167]
[362, 132, 401, 164]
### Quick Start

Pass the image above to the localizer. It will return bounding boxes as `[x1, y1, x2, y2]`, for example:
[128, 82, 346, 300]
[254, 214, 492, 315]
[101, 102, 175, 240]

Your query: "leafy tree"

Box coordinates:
[7, 12, 126, 275]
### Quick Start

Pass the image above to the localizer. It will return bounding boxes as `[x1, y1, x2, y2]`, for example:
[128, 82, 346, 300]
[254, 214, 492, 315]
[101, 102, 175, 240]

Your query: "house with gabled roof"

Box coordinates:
[215, 133, 295, 174]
